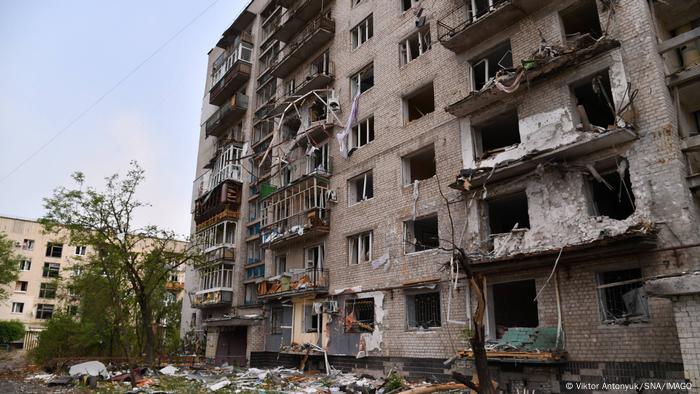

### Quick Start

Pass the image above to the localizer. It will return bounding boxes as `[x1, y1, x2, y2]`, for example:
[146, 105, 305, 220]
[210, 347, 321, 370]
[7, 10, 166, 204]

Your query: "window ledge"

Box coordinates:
[405, 248, 439, 257]
[348, 197, 374, 208]
[406, 327, 442, 332]
[404, 111, 435, 127]
[402, 175, 436, 189]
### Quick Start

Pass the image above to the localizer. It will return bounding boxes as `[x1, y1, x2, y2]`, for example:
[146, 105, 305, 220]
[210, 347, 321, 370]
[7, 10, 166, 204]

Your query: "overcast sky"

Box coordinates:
[0, 0, 247, 237]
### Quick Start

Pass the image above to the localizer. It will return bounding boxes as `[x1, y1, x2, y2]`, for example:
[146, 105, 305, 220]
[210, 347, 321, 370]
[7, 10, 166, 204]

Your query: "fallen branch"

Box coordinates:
[397, 383, 467, 394]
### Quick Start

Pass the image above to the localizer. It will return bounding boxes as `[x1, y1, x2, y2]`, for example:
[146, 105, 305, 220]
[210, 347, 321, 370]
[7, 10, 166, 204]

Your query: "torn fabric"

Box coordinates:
[337, 93, 360, 159]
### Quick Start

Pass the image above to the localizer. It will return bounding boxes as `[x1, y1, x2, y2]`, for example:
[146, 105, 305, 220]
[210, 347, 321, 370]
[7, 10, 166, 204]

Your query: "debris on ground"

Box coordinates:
[68, 360, 109, 378]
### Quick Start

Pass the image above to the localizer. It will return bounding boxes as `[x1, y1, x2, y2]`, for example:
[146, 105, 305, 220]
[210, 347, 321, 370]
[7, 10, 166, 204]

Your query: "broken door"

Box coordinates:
[215, 326, 247, 366]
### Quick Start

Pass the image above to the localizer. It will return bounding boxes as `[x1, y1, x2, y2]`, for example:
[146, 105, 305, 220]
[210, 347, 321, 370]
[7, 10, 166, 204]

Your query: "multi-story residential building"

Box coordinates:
[0, 215, 187, 350]
[183, 0, 700, 389]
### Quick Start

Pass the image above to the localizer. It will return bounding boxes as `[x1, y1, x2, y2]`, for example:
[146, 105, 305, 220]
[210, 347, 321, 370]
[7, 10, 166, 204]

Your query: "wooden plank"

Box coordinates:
[658, 26, 700, 54]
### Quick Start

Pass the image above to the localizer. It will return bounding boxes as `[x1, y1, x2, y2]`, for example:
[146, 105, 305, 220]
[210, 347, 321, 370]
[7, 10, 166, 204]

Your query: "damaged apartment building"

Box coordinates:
[181, 0, 700, 391]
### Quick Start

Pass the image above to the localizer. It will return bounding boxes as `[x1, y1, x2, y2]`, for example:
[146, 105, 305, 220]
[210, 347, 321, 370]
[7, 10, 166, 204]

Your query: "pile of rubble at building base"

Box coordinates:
[26, 362, 471, 394]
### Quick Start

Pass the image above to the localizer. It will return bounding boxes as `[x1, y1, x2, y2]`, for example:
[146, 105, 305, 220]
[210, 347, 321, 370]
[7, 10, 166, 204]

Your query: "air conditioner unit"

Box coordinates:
[14, 241, 21, 248]
[323, 300, 339, 313]
[327, 98, 341, 112]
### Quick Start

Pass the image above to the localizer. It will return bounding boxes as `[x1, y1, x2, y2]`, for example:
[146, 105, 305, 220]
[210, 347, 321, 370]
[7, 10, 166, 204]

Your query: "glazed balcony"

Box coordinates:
[194, 180, 242, 230]
[192, 263, 234, 309]
[260, 175, 331, 249]
[209, 38, 253, 106]
[273, 0, 330, 43]
[257, 268, 329, 299]
[205, 93, 249, 139]
[270, 15, 335, 79]
[437, 0, 553, 53]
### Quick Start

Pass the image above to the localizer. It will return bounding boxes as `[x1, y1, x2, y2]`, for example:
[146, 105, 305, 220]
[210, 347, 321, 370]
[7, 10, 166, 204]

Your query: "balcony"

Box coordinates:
[437, 0, 552, 53]
[257, 268, 329, 299]
[271, 59, 335, 117]
[206, 93, 249, 138]
[209, 39, 253, 106]
[204, 245, 236, 263]
[270, 15, 335, 79]
[445, 38, 620, 118]
[684, 134, 700, 191]
[192, 263, 234, 309]
[273, 0, 330, 43]
[261, 175, 331, 248]
[194, 180, 242, 230]
[653, 0, 700, 89]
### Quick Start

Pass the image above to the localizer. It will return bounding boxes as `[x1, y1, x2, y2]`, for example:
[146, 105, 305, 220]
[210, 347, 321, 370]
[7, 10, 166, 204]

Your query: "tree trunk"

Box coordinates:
[139, 298, 156, 367]
[469, 275, 496, 394]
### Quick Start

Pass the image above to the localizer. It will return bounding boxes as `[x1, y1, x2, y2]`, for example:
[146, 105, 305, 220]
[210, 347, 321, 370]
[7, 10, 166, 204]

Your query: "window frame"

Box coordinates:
[350, 116, 375, 150]
[406, 290, 442, 329]
[39, 282, 58, 299]
[74, 245, 87, 256]
[351, 14, 374, 49]
[19, 260, 31, 271]
[348, 170, 374, 205]
[596, 268, 650, 323]
[304, 244, 325, 270]
[350, 63, 374, 97]
[270, 307, 284, 335]
[404, 214, 440, 254]
[42, 262, 60, 278]
[399, 26, 432, 66]
[15, 281, 28, 293]
[348, 231, 373, 265]
[345, 298, 375, 332]
[45, 242, 63, 258]
[11, 302, 24, 314]
[36, 304, 55, 320]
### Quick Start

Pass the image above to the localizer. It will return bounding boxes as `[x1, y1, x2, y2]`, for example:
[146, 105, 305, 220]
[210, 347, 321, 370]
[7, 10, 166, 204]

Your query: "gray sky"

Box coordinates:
[0, 0, 247, 237]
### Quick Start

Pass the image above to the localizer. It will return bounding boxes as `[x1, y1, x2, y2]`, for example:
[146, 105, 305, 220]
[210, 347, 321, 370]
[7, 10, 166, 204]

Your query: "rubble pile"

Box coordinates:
[20, 362, 468, 394]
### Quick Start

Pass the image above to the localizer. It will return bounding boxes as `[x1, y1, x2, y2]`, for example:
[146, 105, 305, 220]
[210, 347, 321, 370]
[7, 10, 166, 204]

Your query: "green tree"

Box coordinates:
[40, 162, 201, 369]
[0, 320, 25, 344]
[0, 232, 21, 300]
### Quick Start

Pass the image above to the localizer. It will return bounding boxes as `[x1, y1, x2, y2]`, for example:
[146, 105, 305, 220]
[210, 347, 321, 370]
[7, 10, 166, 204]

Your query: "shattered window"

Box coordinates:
[491, 280, 539, 338]
[23, 239, 35, 250]
[45, 242, 63, 258]
[350, 63, 374, 97]
[36, 304, 54, 320]
[351, 14, 373, 49]
[471, 41, 512, 91]
[402, 145, 436, 185]
[351, 116, 375, 151]
[487, 191, 530, 234]
[474, 109, 521, 157]
[348, 171, 374, 204]
[587, 160, 636, 220]
[407, 291, 441, 329]
[349, 231, 372, 265]
[597, 268, 649, 322]
[573, 70, 616, 129]
[345, 298, 375, 332]
[404, 215, 439, 253]
[304, 304, 320, 332]
[400, 27, 431, 66]
[560, 0, 602, 44]
[39, 283, 57, 299]
[270, 307, 283, 334]
[404, 83, 435, 123]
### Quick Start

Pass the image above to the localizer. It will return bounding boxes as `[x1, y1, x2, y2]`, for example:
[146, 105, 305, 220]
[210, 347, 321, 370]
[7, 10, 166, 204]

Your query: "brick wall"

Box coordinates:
[672, 294, 700, 388]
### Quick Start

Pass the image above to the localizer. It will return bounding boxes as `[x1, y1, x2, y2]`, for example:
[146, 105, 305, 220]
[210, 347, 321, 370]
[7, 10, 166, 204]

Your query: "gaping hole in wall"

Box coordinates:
[573, 70, 616, 129]
[472, 41, 512, 91]
[405, 83, 435, 123]
[474, 109, 521, 158]
[587, 159, 636, 220]
[492, 280, 539, 338]
[597, 268, 649, 321]
[348, 171, 374, 204]
[406, 291, 441, 329]
[487, 191, 530, 235]
[405, 214, 439, 253]
[560, 0, 602, 44]
[345, 298, 375, 332]
[402, 145, 436, 185]
[310, 94, 328, 122]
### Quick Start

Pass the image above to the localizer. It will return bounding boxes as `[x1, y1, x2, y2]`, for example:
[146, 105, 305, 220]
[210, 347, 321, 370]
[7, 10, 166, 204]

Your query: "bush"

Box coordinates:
[0, 320, 25, 344]
[30, 314, 101, 365]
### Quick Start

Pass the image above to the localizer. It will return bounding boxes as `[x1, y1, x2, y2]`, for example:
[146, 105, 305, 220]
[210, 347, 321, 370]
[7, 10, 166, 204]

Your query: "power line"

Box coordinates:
[0, 0, 222, 184]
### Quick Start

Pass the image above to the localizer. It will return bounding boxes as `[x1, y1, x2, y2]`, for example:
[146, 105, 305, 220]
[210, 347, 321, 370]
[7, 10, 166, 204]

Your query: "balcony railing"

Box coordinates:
[257, 268, 329, 298]
[261, 175, 331, 248]
[272, 0, 329, 43]
[270, 15, 335, 78]
[194, 180, 242, 229]
[192, 289, 234, 308]
[204, 246, 236, 263]
[205, 93, 249, 138]
[437, 0, 550, 53]
[209, 39, 253, 105]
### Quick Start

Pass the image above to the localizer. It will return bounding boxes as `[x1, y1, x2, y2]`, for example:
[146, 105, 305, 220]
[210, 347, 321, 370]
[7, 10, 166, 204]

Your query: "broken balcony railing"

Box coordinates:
[194, 180, 242, 229]
[257, 267, 329, 298]
[273, 0, 330, 43]
[205, 93, 249, 138]
[260, 175, 331, 247]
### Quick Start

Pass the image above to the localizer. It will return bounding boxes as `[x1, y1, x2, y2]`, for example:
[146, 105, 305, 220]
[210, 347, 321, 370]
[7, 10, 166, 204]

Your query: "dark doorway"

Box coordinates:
[215, 326, 247, 366]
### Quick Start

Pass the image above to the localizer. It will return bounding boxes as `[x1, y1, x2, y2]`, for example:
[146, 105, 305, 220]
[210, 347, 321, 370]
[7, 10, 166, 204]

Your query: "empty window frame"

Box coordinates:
[22, 239, 35, 250]
[404, 215, 439, 253]
[43, 262, 60, 278]
[487, 191, 530, 235]
[560, 0, 602, 44]
[245, 283, 258, 305]
[572, 70, 616, 129]
[74, 245, 87, 256]
[285, 79, 296, 97]
[597, 268, 649, 321]
[45, 242, 63, 258]
[406, 291, 441, 329]
[304, 304, 321, 332]
[257, 79, 277, 107]
[350, 116, 375, 150]
[36, 304, 54, 319]
[400, 27, 431, 66]
[350, 63, 374, 97]
[275, 255, 287, 275]
[345, 298, 375, 332]
[352, 14, 374, 49]
[307, 142, 330, 174]
[15, 281, 28, 292]
[472, 41, 513, 91]
[587, 159, 636, 220]
[467, 0, 498, 22]
[401, 0, 420, 12]
[473, 109, 521, 158]
[404, 83, 435, 123]
[349, 231, 372, 265]
[305, 245, 325, 270]
[491, 280, 539, 338]
[348, 171, 374, 204]
[11, 302, 24, 314]
[402, 145, 436, 185]
[19, 260, 31, 271]
[39, 283, 57, 299]
[270, 307, 283, 334]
